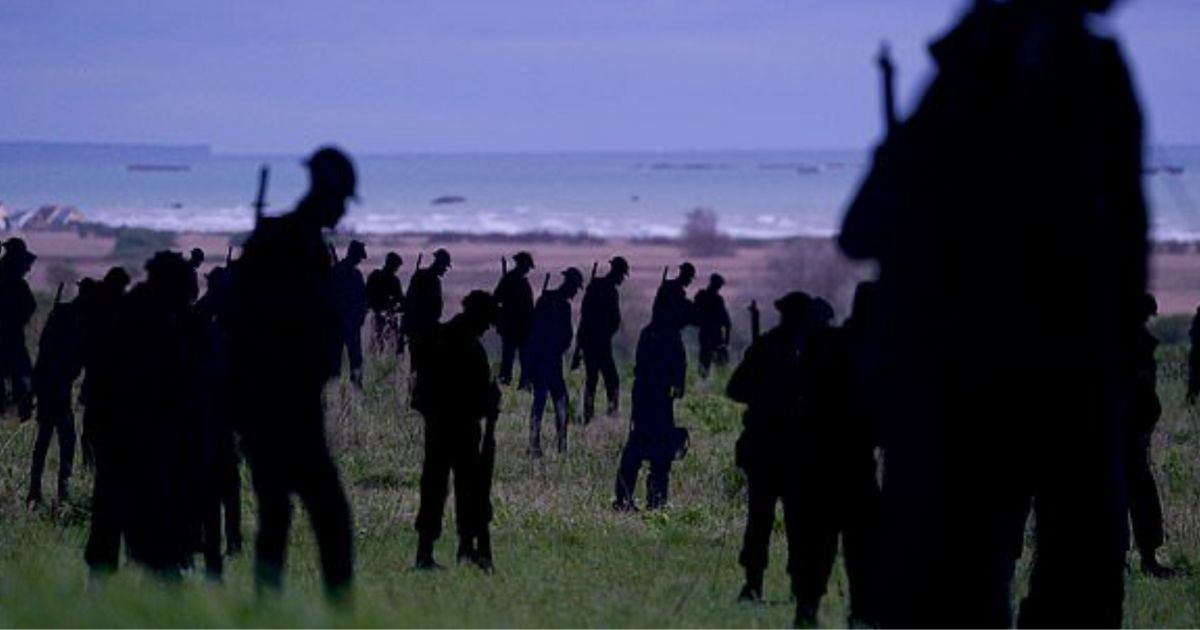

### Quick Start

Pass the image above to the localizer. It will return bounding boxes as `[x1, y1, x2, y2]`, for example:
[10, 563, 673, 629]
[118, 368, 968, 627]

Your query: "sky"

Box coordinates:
[1, 0, 1196, 154]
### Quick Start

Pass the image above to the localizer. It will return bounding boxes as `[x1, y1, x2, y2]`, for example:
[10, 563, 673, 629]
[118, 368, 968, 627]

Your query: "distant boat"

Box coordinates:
[127, 164, 191, 172]
[432, 195, 467, 205]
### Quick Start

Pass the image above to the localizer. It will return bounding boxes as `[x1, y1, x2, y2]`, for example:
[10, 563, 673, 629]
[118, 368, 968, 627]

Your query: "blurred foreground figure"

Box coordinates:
[366, 252, 404, 356]
[412, 291, 501, 571]
[494, 251, 535, 388]
[332, 240, 368, 388]
[230, 146, 355, 601]
[839, 0, 1147, 625]
[613, 293, 688, 511]
[525, 267, 583, 456]
[27, 285, 85, 504]
[1128, 295, 1178, 579]
[575, 256, 628, 422]
[694, 273, 731, 378]
[0, 238, 37, 420]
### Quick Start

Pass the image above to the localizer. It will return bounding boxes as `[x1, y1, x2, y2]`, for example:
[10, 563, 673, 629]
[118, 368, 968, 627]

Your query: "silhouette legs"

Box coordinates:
[529, 375, 568, 456]
[28, 409, 76, 502]
[582, 343, 619, 423]
[614, 432, 672, 510]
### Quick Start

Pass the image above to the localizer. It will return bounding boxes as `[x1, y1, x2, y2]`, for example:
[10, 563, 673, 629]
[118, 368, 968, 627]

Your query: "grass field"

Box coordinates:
[1, 311, 1199, 627]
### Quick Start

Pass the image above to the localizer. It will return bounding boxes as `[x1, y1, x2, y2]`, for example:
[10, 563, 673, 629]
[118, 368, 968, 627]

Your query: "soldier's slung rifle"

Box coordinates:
[501, 256, 508, 277]
[54, 282, 64, 304]
[749, 300, 761, 343]
[541, 272, 551, 295]
[253, 164, 270, 227]
[226, 245, 234, 266]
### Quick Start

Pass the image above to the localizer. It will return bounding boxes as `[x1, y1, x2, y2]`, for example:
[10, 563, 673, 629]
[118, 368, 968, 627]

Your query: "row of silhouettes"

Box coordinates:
[0, 0, 1188, 624]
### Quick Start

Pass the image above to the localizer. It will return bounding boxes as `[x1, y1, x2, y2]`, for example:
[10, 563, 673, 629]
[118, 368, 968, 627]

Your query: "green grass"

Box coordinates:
[1, 329, 1199, 627]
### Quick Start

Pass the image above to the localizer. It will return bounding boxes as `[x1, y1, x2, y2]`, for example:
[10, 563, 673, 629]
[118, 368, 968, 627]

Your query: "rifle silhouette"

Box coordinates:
[500, 256, 508, 277]
[569, 261, 600, 371]
[328, 243, 339, 264]
[225, 245, 234, 266]
[748, 300, 761, 343]
[252, 164, 270, 227]
[541, 272, 551, 295]
[878, 42, 898, 136]
[54, 282, 64, 304]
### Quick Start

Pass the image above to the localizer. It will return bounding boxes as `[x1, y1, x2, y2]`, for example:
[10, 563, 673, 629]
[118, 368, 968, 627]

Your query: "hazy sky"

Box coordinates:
[1, 1, 1196, 153]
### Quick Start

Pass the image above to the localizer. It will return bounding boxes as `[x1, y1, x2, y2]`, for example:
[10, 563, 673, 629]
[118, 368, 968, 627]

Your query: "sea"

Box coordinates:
[1, 142, 1197, 240]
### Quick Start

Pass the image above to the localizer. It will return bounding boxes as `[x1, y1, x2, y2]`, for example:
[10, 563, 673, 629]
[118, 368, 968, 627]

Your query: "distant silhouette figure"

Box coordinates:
[613, 296, 688, 511]
[525, 267, 584, 456]
[332, 240, 368, 388]
[229, 146, 356, 602]
[403, 248, 451, 375]
[82, 268, 130, 575]
[575, 256, 628, 423]
[184, 263, 243, 577]
[1128, 294, 1177, 579]
[366, 252, 404, 356]
[1188, 306, 1200, 404]
[729, 292, 880, 626]
[0, 238, 37, 421]
[27, 286, 85, 505]
[113, 251, 196, 577]
[694, 273, 732, 378]
[411, 291, 501, 572]
[652, 262, 696, 328]
[493, 251, 536, 388]
[839, 0, 1148, 625]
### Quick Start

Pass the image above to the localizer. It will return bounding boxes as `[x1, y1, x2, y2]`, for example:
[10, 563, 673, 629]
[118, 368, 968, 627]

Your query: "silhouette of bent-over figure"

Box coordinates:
[493, 251, 536, 388]
[27, 287, 85, 504]
[332, 240, 368, 388]
[403, 248, 451, 375]
[230, 146, 356, 601]
[614, 297, 688, 511]
[412, 291, 501, 572]
[0, 238, 37, 421]
[694, 273, 732, 378]
[525, 267, 584, 456]
[575, 256, 628, 422]
[652, 262, 696, 328]
[366, 252, 404, 356]
[839, 0, 1148, 625]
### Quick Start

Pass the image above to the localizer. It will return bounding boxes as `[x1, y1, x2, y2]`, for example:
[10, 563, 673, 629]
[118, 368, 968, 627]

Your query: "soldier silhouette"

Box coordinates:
[187, 248, 205, 302]
[112, 251, 196, 577]
[0, 238, 37, 421]
[1128, 294, 1178, 579]
[694, 273, 732, 378]
[229, 146, 356, 601]
[79, 267, 129, 470]
[411, 290, 501, 572]
[525, 267, 584, 457]
[183, 262, 243, 576]
[26, 284, 85, 505]
[332, 239, 368, 388]
[575, 256, 628, 423]
[652, 262, 696, 327]
[403, 248, 451, 375]
[493, 251, 535, 388]
[366, 252, 404, 356]
[839, 0, 1148, 625]
[613, 291, 689, 511]
[82, 267, 131, 576]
